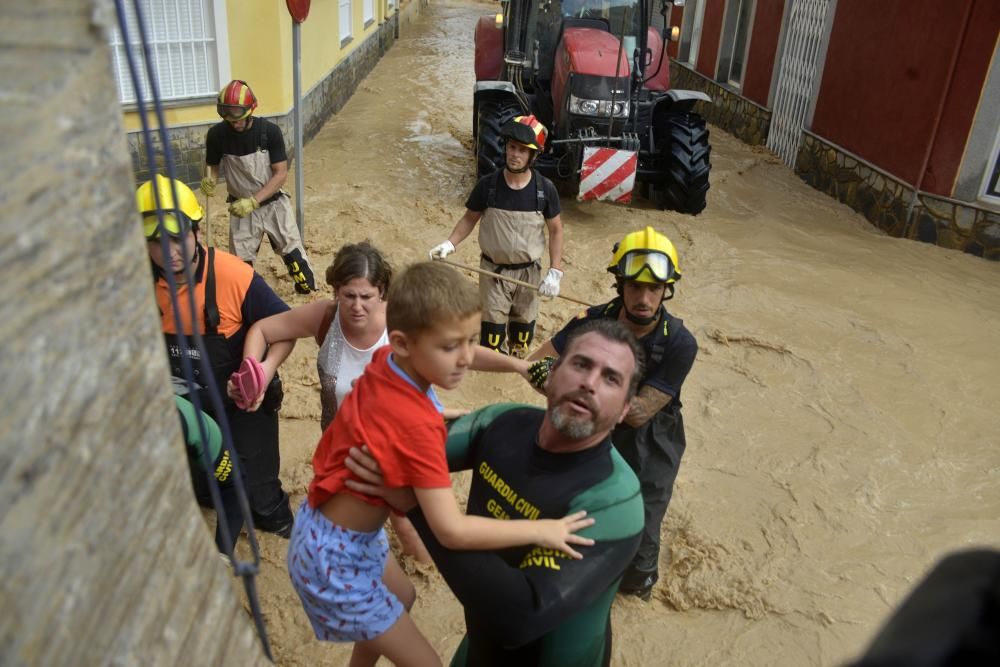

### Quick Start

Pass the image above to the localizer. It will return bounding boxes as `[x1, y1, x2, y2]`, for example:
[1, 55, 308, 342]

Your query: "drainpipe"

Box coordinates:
[905, 0, 976, 224]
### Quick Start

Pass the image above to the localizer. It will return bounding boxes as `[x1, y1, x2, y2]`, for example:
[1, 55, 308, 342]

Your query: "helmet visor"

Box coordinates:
[618, 251, 674, 283]
[142, 212, 188, 240]
[217, 103, 251, 122]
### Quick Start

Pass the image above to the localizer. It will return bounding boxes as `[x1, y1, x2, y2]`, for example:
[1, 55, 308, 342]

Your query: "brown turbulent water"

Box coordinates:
[206, 1, 1000, 664]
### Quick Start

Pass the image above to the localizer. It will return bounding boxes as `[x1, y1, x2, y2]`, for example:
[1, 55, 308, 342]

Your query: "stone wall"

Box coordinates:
[129, 7, 411, 186]
[0, 1, 269, 664]
[670, 61, 771, 146]
[795, 131, 1000, 260]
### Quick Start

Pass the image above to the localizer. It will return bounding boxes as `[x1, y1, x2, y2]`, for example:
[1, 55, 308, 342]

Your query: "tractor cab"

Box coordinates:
[524, 0, 650, 132]
[473, 0, 712, 213]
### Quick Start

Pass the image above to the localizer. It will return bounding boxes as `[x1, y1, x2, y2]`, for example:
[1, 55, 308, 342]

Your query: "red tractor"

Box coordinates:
[473, 0, 711, 213]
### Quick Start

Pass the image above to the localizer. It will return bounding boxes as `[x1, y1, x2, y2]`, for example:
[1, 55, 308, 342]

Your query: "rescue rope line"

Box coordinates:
[439, 259, 594, 308]
[112, 1, 273, 660]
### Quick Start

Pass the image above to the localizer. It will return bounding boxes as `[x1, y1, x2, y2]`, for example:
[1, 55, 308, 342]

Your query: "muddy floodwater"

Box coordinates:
[207, 1, 1000, 664]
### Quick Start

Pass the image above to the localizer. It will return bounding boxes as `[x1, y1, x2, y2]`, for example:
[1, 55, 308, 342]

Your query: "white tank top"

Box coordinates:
[317, 308, 388, 430]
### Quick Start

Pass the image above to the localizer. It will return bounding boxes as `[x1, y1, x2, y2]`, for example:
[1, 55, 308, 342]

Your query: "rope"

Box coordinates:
[112, 1, 273, 660]
[439, 259, 594, 308]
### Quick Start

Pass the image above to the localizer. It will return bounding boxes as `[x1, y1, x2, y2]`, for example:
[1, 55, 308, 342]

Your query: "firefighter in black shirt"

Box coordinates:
[530, 226, 698, 600]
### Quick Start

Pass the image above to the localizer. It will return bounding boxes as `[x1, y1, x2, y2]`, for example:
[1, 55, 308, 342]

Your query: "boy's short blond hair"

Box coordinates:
[387, 262, 481, 336]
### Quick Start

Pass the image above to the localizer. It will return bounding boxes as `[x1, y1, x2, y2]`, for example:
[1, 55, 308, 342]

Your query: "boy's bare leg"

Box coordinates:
[349, 612, 441, 667]
[349, 555, 439, 667]
[390, 514, 433, 564]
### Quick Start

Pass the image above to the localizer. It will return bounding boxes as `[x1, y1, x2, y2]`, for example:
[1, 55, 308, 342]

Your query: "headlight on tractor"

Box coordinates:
[569, 94, 629, 118]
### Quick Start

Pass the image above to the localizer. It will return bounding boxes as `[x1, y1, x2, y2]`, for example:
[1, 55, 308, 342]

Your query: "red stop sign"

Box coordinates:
[286, 0, 311, 23]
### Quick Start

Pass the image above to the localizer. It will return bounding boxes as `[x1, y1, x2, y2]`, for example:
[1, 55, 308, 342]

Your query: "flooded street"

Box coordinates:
[219, 1, 1000, 664]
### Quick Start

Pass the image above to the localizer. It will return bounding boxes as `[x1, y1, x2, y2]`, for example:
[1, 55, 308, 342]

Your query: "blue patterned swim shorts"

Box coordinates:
[287, 501, 404, 642]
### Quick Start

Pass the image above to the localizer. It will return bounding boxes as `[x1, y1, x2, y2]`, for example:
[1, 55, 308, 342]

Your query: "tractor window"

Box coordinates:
[526, 0, 643, 81]
[526, 0, 565, 80]
[564, 0, 644, 60]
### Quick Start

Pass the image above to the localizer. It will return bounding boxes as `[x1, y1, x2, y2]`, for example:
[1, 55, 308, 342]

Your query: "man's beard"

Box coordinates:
[548, 392, 598, 439]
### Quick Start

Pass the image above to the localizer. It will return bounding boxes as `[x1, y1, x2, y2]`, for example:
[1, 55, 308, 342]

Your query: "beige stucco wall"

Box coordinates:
[122, 0, 408, 130]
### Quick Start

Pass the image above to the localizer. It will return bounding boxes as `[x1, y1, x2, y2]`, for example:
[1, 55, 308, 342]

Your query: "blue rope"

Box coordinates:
[112, 0, 273, 660]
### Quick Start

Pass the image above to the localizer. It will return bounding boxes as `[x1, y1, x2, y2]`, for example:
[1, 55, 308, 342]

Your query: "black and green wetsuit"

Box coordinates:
[408, 404, 643, 667]
[175, 395, 242, 554]
[552, 298, 697, 580]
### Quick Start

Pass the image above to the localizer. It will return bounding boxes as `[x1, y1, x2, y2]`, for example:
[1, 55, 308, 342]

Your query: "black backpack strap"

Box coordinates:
[487, 169, 502, 209]
[204, 247, 220, 334]
[256, 117, 269, 152]
[534, 170, 546, 214]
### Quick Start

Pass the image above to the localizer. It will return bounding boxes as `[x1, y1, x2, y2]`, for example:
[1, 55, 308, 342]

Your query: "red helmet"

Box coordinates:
[502, 115, 548, 151]
[217, 80, 257, 121]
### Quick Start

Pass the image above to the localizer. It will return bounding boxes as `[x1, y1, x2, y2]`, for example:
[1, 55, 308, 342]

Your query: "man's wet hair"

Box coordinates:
[557, 319, 646, 399]
[387, 262, 481, 337]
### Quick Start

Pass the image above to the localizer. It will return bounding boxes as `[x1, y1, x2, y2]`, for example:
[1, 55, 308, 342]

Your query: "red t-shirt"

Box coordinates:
[307, 346, 452, 509]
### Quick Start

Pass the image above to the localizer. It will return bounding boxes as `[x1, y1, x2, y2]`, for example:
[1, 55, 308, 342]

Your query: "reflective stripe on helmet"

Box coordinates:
[513, 115, 547, 151]
[501, 115, 548, 151]
[217, 80, 257, 120]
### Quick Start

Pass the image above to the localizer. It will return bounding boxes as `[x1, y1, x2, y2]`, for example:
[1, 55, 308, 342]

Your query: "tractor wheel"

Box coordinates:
[655, 112, 711, 215]
[475, 98, 521, 178]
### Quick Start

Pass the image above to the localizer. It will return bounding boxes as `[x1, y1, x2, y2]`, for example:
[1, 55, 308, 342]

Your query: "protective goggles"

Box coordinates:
[142, 211, 192, 240]
[217, 103, 251, 122]
[617, 250, 674, 283]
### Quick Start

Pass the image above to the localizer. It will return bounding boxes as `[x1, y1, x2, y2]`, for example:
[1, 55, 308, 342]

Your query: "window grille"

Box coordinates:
[108, 0, 226, 105]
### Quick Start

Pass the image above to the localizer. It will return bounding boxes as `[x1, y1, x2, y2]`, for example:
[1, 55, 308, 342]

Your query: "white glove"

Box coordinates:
[429, 240, 455, 260]
[538, 268, 564, 297]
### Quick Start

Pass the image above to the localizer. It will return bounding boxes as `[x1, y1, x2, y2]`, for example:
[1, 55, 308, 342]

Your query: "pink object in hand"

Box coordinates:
[230, 357, 266, 410]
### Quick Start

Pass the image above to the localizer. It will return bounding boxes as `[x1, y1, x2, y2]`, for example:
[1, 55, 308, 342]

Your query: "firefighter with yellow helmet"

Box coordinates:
[528, 226, 698, 600]
[429, 114, 564, 357]
[139, 174, 297, 540]
[201, 79, 316, 294]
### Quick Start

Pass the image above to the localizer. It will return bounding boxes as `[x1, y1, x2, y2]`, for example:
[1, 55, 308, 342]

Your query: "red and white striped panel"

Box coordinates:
[577, 147, 637, 204]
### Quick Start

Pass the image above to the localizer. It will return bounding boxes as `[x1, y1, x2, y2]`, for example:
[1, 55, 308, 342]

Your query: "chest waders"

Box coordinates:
[222, 123, 315, 293]
[477, 170, 547, 355]
[613, 330, 688, 599]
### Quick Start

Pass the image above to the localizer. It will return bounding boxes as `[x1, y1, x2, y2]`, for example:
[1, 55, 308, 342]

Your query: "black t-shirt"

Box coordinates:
[205, 117, 288, 166]
[551, 298, 697, 402]
[465, 169, 561, 219]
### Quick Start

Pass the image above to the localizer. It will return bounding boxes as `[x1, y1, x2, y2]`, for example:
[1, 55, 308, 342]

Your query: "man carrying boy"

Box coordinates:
[346, 318, 647, 666]
[528, 226, 698, 600]
[288, 262, 595, 667]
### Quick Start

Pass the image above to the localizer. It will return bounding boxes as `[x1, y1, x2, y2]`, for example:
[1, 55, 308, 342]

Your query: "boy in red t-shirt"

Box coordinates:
[287, 262, 594, 666]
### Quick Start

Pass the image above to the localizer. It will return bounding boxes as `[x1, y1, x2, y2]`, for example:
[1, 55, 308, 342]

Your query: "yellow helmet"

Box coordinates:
[136, 174, 204, 240]
[607, 226, 681, 285]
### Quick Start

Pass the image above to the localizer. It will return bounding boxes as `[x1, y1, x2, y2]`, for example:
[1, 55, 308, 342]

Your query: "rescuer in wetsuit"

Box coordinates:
[345, 319, 646, 666]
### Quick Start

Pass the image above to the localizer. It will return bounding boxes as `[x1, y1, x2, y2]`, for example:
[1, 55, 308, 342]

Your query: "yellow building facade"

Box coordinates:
[119, 0, 424, 183]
